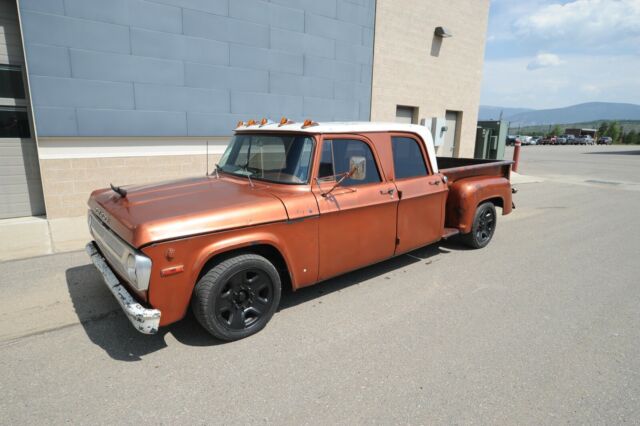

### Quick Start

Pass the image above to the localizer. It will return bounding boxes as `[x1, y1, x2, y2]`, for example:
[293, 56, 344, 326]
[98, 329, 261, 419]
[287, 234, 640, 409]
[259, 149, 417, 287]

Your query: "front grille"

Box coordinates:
[89, 213, 132, 284]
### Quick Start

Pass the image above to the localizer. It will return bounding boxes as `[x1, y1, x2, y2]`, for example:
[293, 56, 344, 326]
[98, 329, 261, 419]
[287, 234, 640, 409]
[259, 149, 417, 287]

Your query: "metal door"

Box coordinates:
[439, 110, 459, 157]
[313, 137, 398, 281]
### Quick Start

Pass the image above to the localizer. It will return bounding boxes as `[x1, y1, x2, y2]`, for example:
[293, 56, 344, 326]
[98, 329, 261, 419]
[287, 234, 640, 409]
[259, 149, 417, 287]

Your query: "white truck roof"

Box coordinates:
[234, 121, 439, 173]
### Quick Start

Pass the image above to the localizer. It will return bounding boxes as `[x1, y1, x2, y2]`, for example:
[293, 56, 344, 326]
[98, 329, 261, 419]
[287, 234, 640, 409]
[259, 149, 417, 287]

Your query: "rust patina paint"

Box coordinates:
[87, 129, 514, 328]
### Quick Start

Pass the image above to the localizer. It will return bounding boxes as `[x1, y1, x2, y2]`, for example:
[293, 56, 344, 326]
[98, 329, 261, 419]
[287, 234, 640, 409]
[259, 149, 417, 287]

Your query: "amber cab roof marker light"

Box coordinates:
[236, 120, 244, 128]
[278, 117, 294, 127]
[246, 119, 257, 126]
[302, 119, 319, 129]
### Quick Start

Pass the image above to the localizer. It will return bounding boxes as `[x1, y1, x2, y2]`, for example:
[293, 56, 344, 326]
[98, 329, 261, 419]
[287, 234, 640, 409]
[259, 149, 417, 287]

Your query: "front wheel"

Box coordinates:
[192, 254, 281, 341]
[461, 202, 497, 249]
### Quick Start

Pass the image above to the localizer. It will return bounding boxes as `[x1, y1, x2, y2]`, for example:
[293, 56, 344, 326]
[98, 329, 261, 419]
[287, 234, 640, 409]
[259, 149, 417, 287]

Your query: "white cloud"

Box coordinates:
[527, 53, 564, 70]
[580, 84, 601, 95]
[481, 54, 640, 109]
[516, 0, 640, 45]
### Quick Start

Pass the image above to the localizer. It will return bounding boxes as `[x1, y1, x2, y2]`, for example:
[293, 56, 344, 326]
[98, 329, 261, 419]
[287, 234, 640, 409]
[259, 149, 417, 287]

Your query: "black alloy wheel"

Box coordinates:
[215, 268, 274, 331]
[475, 205, 496, 245]
[461, 202, 497, 249]
[192, 253, 281, 341]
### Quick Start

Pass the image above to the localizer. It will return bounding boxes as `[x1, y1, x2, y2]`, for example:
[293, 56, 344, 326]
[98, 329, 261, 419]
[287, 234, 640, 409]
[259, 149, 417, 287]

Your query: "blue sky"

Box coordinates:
[480, 0, 640, 109]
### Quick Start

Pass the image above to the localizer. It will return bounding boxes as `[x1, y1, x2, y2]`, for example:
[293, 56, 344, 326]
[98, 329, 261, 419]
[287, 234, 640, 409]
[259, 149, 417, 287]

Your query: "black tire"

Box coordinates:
[461, 202, 497, 249]
[192, 253, 281, 341]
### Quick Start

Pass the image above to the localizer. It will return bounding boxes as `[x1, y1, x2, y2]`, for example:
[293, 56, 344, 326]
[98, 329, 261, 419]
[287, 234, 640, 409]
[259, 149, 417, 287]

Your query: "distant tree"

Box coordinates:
[605, 121, 622, 143]
[597, 122, 609, 138]
[624, 130, 639, 145]
[549, 124, 563, 137]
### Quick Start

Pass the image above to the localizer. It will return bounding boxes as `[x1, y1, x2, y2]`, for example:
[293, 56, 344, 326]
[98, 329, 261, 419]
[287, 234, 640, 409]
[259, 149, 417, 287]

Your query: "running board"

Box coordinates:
[442, 227, 460, 239]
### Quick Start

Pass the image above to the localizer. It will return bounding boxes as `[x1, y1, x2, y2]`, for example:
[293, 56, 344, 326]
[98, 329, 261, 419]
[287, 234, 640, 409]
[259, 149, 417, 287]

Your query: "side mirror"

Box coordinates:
[349, 156, 366, 181]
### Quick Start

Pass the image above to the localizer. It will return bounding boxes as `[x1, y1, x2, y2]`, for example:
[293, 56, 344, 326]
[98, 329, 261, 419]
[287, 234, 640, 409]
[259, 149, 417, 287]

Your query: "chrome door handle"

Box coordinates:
[429, 180, 440, 185]
[380, 188, 395, 195]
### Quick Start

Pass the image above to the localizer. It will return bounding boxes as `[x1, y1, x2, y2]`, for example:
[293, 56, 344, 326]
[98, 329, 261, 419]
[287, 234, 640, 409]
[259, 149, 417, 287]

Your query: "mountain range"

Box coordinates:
[478, 102, 640, 126]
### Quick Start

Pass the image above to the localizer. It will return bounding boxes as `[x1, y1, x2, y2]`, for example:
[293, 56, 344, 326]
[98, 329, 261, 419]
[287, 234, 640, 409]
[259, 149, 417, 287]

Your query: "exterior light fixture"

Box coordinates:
[434, 26, 452, 38]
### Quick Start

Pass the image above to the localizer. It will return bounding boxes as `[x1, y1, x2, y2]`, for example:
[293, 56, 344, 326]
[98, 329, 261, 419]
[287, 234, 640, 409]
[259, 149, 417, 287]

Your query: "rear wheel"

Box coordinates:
[192, 254, 281, 341]
[461, 202, 497, 249]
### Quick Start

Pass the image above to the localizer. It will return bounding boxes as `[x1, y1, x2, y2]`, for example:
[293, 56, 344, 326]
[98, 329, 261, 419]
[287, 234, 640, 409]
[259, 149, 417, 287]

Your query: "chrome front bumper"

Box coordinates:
[86, 242, 161, 334]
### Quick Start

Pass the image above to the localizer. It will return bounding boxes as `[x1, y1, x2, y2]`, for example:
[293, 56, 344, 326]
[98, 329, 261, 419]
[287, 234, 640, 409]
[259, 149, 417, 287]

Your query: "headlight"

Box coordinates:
[126, 254, 137, 285]
[125, 253, 152, 290]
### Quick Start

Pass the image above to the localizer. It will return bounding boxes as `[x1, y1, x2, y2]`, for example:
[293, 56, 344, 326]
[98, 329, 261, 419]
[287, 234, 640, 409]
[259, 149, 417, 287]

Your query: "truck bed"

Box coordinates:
[437, 157, 513, 183]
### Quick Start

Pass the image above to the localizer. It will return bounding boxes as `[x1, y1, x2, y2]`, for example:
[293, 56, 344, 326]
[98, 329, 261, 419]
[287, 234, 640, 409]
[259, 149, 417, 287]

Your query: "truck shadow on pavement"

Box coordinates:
[66, 239, 466, 361]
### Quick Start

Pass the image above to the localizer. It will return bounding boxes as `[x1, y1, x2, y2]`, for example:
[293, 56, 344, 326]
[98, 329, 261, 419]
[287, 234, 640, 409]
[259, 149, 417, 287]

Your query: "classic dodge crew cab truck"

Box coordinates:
[86, 120, 514, 341]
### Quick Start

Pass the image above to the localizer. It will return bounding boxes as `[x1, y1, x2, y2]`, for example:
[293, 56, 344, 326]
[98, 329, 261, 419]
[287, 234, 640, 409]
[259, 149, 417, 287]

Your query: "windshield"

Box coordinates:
[218, 133, 315, 184]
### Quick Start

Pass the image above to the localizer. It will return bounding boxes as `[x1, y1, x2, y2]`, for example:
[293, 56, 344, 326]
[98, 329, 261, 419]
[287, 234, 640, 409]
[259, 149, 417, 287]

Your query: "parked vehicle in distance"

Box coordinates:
[85, 120, 515, 341]
[530, 137, 541, 145]
[506, 136, 519, 146]
[556, 135, 567, 145]
[575, 135, 595, 145]
[518, 135, 533, 145]
[598, 136, 613, 145]
[565, 134, 576, 144]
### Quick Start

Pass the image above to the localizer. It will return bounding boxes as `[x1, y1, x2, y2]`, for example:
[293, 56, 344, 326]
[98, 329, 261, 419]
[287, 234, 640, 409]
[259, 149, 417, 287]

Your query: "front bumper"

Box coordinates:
[86, 242, 161, 334]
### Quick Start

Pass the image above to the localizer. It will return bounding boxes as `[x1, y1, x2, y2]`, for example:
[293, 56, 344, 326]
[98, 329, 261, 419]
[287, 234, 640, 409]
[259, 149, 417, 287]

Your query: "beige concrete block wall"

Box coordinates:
[40, 153, 221, 218]
[370, 0, 490, 158]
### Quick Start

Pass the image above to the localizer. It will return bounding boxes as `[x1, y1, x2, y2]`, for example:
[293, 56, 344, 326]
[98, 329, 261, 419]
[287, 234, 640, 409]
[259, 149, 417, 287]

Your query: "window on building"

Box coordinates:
[0, 106, 30, 138]
[0, 65, 26, 100]
[392, 136, 428, 179]
[318, 139, 381, 186]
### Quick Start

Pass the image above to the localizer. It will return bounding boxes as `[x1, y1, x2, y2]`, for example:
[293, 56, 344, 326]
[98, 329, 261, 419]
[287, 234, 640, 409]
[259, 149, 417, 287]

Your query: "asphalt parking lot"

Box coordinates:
[1, 145, 639, 424]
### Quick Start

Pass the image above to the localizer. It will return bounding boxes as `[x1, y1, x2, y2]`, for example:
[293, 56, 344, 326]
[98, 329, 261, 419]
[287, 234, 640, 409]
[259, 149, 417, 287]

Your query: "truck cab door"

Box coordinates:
[313, 137, 398, 281]
[391, 135, 448, 254]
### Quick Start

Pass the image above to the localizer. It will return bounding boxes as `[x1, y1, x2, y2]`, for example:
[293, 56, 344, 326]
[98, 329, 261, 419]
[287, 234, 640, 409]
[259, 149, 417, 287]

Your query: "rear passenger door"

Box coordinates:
[391, 135, 447, 254]
[313, 137, 398, 280]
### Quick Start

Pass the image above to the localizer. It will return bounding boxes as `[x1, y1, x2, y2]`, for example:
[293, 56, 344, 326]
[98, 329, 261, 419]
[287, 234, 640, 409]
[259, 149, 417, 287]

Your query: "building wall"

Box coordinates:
[370, 0, 489, 158]
[18, 0, 375, 137]
[17, 0, 375, 218]
[37, 136, 224, 217]
[13, 0, 490, 222]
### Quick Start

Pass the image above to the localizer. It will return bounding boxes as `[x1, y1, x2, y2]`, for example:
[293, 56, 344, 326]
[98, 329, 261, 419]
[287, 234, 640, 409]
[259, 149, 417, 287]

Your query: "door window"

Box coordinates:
[317, 139, 381, 186]
[391, 137, 428, 179]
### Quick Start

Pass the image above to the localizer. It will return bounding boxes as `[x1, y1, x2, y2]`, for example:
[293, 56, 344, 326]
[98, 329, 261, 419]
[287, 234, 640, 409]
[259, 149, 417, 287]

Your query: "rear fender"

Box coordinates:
[445, 176, 512, 234]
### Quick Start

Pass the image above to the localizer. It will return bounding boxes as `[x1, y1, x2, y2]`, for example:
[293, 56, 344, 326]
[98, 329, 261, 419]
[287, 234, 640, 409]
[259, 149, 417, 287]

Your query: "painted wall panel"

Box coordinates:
[19, 0, 375, 137]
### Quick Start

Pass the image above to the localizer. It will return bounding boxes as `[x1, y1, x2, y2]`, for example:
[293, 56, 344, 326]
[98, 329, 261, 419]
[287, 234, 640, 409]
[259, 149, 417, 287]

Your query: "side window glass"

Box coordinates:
[391, 137, 428, 179]
[330, 139, 381, 186]
[318, 140, 334, 179]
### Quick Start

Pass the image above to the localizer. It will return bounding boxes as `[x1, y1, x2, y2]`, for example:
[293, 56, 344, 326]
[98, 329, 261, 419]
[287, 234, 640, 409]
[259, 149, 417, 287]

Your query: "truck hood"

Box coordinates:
[88, 176, 288, 247]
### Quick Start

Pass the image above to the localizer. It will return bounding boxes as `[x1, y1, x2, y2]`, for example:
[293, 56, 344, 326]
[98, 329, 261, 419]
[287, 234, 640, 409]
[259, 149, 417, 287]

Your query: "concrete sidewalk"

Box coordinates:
[510, 171, 544, 184]
[0, 215, 89, 262]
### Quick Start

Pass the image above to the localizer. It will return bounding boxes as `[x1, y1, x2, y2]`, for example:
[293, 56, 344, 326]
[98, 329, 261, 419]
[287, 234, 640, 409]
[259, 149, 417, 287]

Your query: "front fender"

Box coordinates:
[445, 176, 512, 234]
[141, 218, 318, 326]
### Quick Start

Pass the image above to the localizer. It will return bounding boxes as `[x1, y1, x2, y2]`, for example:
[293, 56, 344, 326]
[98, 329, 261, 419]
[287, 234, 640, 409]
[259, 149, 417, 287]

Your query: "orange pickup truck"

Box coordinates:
[86, 120, 514, 341]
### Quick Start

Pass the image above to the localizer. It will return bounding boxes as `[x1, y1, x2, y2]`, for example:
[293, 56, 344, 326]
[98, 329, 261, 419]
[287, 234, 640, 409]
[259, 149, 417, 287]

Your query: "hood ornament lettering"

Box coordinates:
[94, 207, 109, 224]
